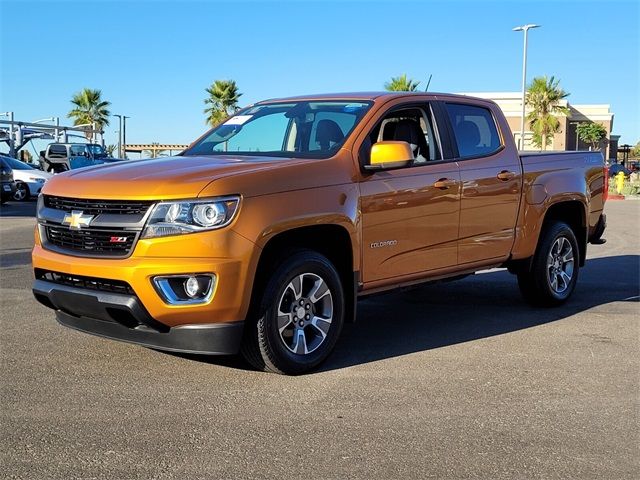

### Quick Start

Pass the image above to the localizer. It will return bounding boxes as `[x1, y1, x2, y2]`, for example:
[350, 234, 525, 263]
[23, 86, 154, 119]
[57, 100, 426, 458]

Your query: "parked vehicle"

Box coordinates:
[41, 143, 121, 173]
[0, 157, 16, 204]
[607, 162, 630, 177]
[0, 155, 52, 201]
[32, 92, 607, 374]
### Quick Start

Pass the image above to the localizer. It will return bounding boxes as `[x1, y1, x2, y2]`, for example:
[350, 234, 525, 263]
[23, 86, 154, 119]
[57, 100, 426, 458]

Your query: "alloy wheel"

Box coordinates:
[546, 236, 574, 294]
[276, 272, 333, 355]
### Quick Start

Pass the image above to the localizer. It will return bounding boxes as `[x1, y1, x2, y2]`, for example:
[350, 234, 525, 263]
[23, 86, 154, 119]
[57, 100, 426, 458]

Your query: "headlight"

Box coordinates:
[28, 177, 46, 183]
[141, 196, 240, 239]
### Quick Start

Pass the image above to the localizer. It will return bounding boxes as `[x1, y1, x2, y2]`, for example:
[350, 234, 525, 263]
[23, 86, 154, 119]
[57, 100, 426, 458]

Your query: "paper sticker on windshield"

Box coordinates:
[224, 115, 252, 125]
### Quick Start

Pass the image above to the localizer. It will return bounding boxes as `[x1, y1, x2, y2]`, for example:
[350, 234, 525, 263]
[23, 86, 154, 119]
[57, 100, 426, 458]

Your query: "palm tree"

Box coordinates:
[384, 74, 420, 92]
[204, 80, 242, 126]
[525, 76, 569, 150]
[68, 88, 111, 140]
[105, 144, 117, 156]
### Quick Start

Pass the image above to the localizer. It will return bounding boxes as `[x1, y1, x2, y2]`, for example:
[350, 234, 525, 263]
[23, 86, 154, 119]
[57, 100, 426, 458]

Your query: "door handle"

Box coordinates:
[497, 170, 516, 181]
[434, 178, 457, 189]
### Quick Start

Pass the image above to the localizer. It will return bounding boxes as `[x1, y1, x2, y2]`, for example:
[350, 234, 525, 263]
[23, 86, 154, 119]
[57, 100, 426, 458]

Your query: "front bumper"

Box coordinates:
[1, 181, 16, 200]
[33, 279, 244, 355]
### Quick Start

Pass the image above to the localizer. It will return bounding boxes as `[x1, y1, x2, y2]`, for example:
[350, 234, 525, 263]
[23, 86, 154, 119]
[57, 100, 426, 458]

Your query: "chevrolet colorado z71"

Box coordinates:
[32, 92, 607, 374]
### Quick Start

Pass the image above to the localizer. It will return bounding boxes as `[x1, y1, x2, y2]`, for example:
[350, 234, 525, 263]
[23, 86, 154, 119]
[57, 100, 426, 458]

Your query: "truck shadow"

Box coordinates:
[322, 254, 639, 372]
[170, 254, 638, 372]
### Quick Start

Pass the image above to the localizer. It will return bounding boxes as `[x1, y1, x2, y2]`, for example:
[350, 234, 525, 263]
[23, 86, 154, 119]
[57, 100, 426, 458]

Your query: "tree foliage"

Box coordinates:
[525, 76, 569, 150]
[384, 74, 420, 92]
[576, 122, 608, 151]
[68, 88, 111, 140]
[204, 80, 242, 127]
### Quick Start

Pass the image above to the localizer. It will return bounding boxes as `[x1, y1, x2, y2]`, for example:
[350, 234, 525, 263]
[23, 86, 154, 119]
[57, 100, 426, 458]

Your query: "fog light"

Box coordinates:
[184, 276, 200, 298]
[152, 274, 216, 305]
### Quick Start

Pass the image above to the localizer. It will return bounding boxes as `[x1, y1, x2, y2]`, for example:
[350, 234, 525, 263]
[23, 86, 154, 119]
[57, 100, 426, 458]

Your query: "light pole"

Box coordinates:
[114, 115, 123, 158]
[122, 116, 130, 159]
[513, 24, 541, 150]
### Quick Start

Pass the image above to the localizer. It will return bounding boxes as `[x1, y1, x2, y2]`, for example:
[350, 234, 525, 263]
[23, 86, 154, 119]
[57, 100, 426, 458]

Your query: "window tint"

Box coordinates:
[70, 145, 88, 156]
[216, 112, 288, 153]
[185, 101, 372, 159]
[3, 157, 34, 170]
[445, 103, 501, 158]
[308, 111, 357, 152]
[361, 106, 442, 165]
[48, 145, 67, 157]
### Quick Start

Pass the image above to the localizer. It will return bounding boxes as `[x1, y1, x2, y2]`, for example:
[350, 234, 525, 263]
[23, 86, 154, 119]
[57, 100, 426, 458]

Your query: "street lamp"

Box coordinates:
[122, 116, 130, 159]
[114, 115, 123, 158]
[513, 24, 541, 150]
[31, 117, 55, 124]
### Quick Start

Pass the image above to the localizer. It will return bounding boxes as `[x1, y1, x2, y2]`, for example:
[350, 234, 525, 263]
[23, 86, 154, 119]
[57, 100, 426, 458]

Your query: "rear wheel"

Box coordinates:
[241, 250, 344, 375]
[518, 221, 580, 306]
[13, 182, 29, 201]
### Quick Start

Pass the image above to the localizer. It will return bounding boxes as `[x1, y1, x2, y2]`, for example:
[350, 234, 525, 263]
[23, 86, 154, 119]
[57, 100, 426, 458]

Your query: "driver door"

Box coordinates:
[359, 103, 461, 284]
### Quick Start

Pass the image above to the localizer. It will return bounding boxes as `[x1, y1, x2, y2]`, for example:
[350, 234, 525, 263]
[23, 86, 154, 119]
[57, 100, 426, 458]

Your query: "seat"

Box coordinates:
[393, 119, 429, 160]
[382, 121, 397, 141]
[315, 119, 344, 151]
[457, 120, 481, 156]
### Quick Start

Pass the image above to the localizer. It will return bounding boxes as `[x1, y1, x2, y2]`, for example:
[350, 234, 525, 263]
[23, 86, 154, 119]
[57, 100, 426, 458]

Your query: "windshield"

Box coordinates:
[88, 144, 107, 157]
[184, 100, 372, 158]
[2, 156, 34, 170]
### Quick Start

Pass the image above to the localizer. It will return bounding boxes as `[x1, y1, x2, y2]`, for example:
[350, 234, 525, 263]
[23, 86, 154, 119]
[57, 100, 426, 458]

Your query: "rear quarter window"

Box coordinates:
[445, 103, 502, 158]
[48, 145, 68, 157]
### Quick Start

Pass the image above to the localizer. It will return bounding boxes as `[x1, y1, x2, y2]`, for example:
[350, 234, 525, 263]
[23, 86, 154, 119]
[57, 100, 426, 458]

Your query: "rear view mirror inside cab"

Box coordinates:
[365, 141, 414, 170]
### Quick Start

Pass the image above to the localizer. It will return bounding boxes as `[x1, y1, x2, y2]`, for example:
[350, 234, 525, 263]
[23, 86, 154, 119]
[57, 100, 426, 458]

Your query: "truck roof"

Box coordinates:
[256, 91, 482, 104]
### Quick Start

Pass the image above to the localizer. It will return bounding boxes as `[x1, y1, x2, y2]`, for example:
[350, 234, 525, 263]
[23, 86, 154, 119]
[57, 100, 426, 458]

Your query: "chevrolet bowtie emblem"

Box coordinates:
[62, 210, 94, 230]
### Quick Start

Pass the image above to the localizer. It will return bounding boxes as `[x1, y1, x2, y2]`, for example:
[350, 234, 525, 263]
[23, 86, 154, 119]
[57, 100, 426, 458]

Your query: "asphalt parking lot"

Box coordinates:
[1, 199, 638, 479]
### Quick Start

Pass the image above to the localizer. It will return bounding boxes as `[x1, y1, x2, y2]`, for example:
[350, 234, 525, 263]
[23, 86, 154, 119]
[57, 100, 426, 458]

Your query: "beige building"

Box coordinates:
[461, 92, 616, 159]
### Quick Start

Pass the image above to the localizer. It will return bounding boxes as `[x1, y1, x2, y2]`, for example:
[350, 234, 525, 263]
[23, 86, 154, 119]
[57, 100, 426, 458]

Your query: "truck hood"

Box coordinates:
[42, 155, 306, 200]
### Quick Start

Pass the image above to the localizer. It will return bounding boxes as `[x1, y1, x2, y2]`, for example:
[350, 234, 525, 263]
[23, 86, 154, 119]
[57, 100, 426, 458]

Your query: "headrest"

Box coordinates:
[457, 120, 481, 150]
[393, 119, 423, 146]
[315, 120, 344, 150]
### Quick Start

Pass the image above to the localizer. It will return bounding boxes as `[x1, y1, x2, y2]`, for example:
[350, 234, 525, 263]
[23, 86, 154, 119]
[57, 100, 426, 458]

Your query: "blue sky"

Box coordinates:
[1, 0, 638, 155]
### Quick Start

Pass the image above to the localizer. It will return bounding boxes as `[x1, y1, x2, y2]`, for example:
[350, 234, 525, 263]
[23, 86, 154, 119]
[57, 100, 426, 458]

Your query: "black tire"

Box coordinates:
[13, 182, 29, 202]
[241, 250, 345, 375]
[517, 221, 580, 307]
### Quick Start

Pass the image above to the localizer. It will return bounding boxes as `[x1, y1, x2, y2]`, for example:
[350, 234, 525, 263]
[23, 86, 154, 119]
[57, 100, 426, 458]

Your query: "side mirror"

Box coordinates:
[365, 141, 414, 170]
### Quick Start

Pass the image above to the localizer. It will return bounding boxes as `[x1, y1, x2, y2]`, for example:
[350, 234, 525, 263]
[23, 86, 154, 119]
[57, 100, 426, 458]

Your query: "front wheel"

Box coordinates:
[241, 250, 344, 375]
[518, 221, 580, 306]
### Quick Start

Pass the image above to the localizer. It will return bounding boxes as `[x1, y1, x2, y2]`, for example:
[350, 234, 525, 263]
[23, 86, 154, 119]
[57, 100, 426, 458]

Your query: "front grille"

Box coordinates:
[44, 195, 152, 216]
[35, 269, 135, 295]
[45, 225, 136, 256]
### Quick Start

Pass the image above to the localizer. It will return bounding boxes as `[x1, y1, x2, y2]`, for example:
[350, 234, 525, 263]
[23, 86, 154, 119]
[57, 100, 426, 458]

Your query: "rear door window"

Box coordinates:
[445, 103, 502, 158]
[48, 145, 68, 158]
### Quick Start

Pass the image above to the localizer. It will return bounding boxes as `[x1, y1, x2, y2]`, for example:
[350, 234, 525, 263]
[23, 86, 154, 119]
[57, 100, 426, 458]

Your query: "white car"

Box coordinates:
[0, 155, 52, 201]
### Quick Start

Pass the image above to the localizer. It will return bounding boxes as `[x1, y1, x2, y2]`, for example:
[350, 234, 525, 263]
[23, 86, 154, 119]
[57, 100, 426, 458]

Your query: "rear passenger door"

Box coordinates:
[444, 102, 522, 265]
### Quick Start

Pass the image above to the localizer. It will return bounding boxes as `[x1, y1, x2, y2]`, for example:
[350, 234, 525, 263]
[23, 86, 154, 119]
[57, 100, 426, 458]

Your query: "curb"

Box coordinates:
[607, 194, 626, 200]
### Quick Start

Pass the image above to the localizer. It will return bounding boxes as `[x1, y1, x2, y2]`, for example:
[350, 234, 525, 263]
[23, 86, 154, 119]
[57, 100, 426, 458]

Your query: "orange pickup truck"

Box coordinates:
[32, 92, 607, 374]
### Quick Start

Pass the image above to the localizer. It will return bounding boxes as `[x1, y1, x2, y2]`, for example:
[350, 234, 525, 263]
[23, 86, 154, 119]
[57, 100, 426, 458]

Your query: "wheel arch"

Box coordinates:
[249, 224, 357, 323]
[542, 200, 588, 266]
